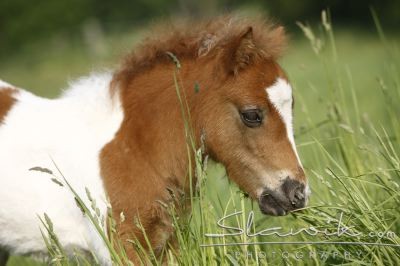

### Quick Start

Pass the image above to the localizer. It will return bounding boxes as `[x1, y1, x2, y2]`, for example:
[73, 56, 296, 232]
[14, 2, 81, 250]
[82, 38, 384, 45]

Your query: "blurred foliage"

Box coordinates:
[0, 0, 399, 58]
[0, 0, 180, 56]
[232, 0, 400, 26]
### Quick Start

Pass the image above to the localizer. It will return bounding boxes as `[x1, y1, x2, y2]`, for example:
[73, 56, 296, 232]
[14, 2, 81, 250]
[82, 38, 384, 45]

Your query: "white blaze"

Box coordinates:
[266, 78, 302, 167]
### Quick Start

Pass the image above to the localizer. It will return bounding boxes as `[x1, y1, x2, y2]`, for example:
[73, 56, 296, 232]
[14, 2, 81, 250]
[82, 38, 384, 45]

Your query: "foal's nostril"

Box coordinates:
[281, 178, 306, 209]
[290, 186, 305, 207]
[294, 189, 304, 200]
[258, 178, 308, 216]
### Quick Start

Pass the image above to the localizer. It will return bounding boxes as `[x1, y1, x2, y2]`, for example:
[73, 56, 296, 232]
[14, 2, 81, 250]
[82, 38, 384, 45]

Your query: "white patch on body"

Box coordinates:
[266, 78, 302, 166]
[0, 72, 123, 265]
[0, 79, 15, 88]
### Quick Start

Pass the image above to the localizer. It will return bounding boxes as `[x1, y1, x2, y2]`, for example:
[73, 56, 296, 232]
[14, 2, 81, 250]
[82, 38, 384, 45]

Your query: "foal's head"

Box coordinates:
[113, 15, 309, 216]
[192, 21, 309, 216]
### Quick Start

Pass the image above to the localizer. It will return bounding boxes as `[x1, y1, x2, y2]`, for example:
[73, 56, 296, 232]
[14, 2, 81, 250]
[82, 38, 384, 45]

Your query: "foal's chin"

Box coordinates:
[258, 201, 290, 216]
[257, 194, 306, 216]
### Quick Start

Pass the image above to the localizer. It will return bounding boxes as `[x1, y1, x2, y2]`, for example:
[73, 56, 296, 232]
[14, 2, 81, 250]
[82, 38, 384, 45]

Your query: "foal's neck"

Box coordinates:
[117, 63, 201, 185]
[100, 64, 202, 217]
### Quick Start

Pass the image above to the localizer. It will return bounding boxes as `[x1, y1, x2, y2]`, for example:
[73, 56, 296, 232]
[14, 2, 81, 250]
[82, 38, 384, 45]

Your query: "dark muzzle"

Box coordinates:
[258, 178, 307, 216]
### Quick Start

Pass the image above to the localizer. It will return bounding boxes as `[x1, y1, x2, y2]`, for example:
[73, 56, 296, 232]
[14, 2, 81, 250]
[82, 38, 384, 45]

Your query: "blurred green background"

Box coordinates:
[1, 0, 399, 54]
[0, 0, 399, 97]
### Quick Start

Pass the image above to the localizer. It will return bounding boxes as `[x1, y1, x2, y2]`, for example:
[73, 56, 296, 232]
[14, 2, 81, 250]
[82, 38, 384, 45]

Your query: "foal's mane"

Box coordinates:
[113, 14, 287, 88]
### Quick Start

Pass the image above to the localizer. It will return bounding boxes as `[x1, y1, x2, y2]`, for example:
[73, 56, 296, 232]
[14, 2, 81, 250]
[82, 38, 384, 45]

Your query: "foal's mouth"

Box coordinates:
[257, 178, 307, 216]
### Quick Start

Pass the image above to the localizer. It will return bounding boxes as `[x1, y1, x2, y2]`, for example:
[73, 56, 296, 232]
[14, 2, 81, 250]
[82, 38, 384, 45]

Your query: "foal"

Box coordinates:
[0, 16, 309, 264]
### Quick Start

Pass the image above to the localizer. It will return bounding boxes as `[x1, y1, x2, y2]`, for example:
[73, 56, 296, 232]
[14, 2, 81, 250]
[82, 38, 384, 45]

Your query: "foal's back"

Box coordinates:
[0, 74, 122, 264]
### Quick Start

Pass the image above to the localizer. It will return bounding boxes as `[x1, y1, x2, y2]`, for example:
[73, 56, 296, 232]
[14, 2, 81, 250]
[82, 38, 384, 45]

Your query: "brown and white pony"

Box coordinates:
[0, 15, 309, 264]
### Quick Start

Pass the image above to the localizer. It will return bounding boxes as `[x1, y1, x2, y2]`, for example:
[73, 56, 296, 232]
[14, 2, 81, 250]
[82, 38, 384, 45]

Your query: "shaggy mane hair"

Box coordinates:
[113, 14, 287, 87]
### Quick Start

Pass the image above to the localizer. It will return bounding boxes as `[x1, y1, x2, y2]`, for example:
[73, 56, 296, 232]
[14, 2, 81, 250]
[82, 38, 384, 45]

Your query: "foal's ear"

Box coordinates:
[224, 26, 257, 75]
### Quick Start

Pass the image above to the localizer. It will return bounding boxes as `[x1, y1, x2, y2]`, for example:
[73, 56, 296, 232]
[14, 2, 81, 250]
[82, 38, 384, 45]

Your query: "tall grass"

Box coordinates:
[5, 12, 400, 265]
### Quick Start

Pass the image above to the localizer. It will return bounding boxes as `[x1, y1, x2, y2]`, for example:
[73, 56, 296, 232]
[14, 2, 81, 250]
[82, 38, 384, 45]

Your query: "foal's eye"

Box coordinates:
[240, 109, 263, 128]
